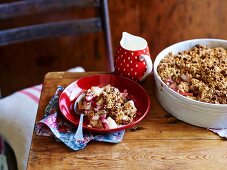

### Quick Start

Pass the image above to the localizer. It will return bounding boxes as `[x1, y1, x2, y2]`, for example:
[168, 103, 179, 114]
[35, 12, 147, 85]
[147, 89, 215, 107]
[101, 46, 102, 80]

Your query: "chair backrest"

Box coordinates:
[0, 0, 114, 72]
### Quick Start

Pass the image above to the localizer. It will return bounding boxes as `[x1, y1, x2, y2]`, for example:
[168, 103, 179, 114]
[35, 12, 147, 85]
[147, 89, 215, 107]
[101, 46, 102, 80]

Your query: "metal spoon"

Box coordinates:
[73, 92, 85, 140]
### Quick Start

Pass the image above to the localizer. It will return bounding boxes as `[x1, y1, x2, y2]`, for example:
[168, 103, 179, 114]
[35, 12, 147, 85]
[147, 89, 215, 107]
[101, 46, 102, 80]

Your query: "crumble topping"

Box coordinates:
[157, 45, 227, 104]
[77, 84, 137, 129]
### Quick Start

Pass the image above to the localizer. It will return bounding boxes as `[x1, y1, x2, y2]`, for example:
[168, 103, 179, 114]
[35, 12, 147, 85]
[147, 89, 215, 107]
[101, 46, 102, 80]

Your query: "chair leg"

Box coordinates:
[4, 141, 18, 170]
[101, 0, 114, 72]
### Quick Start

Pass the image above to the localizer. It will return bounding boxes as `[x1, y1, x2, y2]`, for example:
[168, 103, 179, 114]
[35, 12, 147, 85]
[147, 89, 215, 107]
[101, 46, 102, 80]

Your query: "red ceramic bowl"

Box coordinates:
[59, 74, 150, 133]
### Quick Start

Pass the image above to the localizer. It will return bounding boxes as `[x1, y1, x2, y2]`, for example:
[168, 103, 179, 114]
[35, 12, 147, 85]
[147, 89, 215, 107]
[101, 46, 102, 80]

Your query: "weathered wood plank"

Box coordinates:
[0, 0, 100, 20]
[0, 18, 102, 46]
[1, 0, 227, 97]
[27, 72, 227, 169]
[29, 138, 227, 169]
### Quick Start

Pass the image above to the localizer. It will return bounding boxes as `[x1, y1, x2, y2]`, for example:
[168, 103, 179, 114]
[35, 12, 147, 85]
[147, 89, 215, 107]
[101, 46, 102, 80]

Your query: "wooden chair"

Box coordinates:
[0, 1, 113, 168]
[0, 0, 114, 98]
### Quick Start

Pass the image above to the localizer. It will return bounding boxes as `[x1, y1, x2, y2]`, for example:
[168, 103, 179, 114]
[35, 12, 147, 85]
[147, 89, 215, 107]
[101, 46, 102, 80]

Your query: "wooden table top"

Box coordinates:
[27, 72, 227, 170]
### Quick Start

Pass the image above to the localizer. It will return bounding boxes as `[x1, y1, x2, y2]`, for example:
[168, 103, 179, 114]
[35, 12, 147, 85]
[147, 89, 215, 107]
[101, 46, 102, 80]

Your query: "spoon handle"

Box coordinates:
[74, 114, 84, 140]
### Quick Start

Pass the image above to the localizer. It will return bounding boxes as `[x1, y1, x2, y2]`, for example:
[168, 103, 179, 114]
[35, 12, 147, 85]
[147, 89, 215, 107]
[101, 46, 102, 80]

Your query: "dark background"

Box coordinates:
[1, 0, 227, 96]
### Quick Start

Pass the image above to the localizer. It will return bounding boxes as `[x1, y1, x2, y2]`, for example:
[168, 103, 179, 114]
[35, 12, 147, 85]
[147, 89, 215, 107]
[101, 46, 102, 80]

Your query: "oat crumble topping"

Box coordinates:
[78, 84, 137, 129]
[157, 45, 227, 104]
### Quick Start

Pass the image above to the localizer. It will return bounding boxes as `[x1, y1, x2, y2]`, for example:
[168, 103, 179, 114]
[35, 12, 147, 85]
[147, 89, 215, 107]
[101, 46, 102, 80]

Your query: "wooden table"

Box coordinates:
[27, 72, 227, 169]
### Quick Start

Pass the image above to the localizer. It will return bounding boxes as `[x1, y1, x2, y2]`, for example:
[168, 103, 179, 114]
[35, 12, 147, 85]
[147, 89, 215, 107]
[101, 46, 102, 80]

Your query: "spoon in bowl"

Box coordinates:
[74, 92, 85, 140]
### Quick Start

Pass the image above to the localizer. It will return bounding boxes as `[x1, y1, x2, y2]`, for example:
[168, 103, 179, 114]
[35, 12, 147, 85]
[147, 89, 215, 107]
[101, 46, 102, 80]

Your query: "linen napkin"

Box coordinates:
[35, 86, 125, 150]
[209, 128, 227, 138]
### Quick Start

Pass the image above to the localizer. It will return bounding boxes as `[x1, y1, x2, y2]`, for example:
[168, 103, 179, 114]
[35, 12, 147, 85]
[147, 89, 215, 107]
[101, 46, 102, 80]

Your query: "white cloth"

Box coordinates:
[209, 128, 227, 138]
[0, 67, 84, 170]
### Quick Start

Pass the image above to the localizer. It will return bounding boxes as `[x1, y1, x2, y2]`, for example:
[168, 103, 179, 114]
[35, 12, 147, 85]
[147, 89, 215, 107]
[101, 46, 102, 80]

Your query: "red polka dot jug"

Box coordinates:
[114, 32, 153, 82]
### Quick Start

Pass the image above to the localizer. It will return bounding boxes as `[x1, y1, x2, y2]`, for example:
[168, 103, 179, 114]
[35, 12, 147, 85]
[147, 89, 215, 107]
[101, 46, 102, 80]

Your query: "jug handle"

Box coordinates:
[139, 55, 153, 81]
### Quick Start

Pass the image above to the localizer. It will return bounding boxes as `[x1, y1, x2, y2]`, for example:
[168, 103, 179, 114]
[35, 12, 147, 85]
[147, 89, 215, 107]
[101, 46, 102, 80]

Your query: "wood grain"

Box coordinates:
[0, 18, 102, 46]
[27, 72, 227, 170]
[1, 0, 227, 96]
[29, 139, 227, 170]
[0, 0, 100, 20]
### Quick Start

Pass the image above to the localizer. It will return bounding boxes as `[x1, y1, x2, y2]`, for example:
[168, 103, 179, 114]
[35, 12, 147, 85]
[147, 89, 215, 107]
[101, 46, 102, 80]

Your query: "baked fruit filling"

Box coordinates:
[158, 45, 227, 104]
[77, 84, 137, 129]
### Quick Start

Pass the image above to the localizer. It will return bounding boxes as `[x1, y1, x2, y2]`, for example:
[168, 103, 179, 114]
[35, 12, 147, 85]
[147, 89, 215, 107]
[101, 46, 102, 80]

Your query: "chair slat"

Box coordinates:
[0, 0, 100, 20]
[0, 18, 102, 46]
